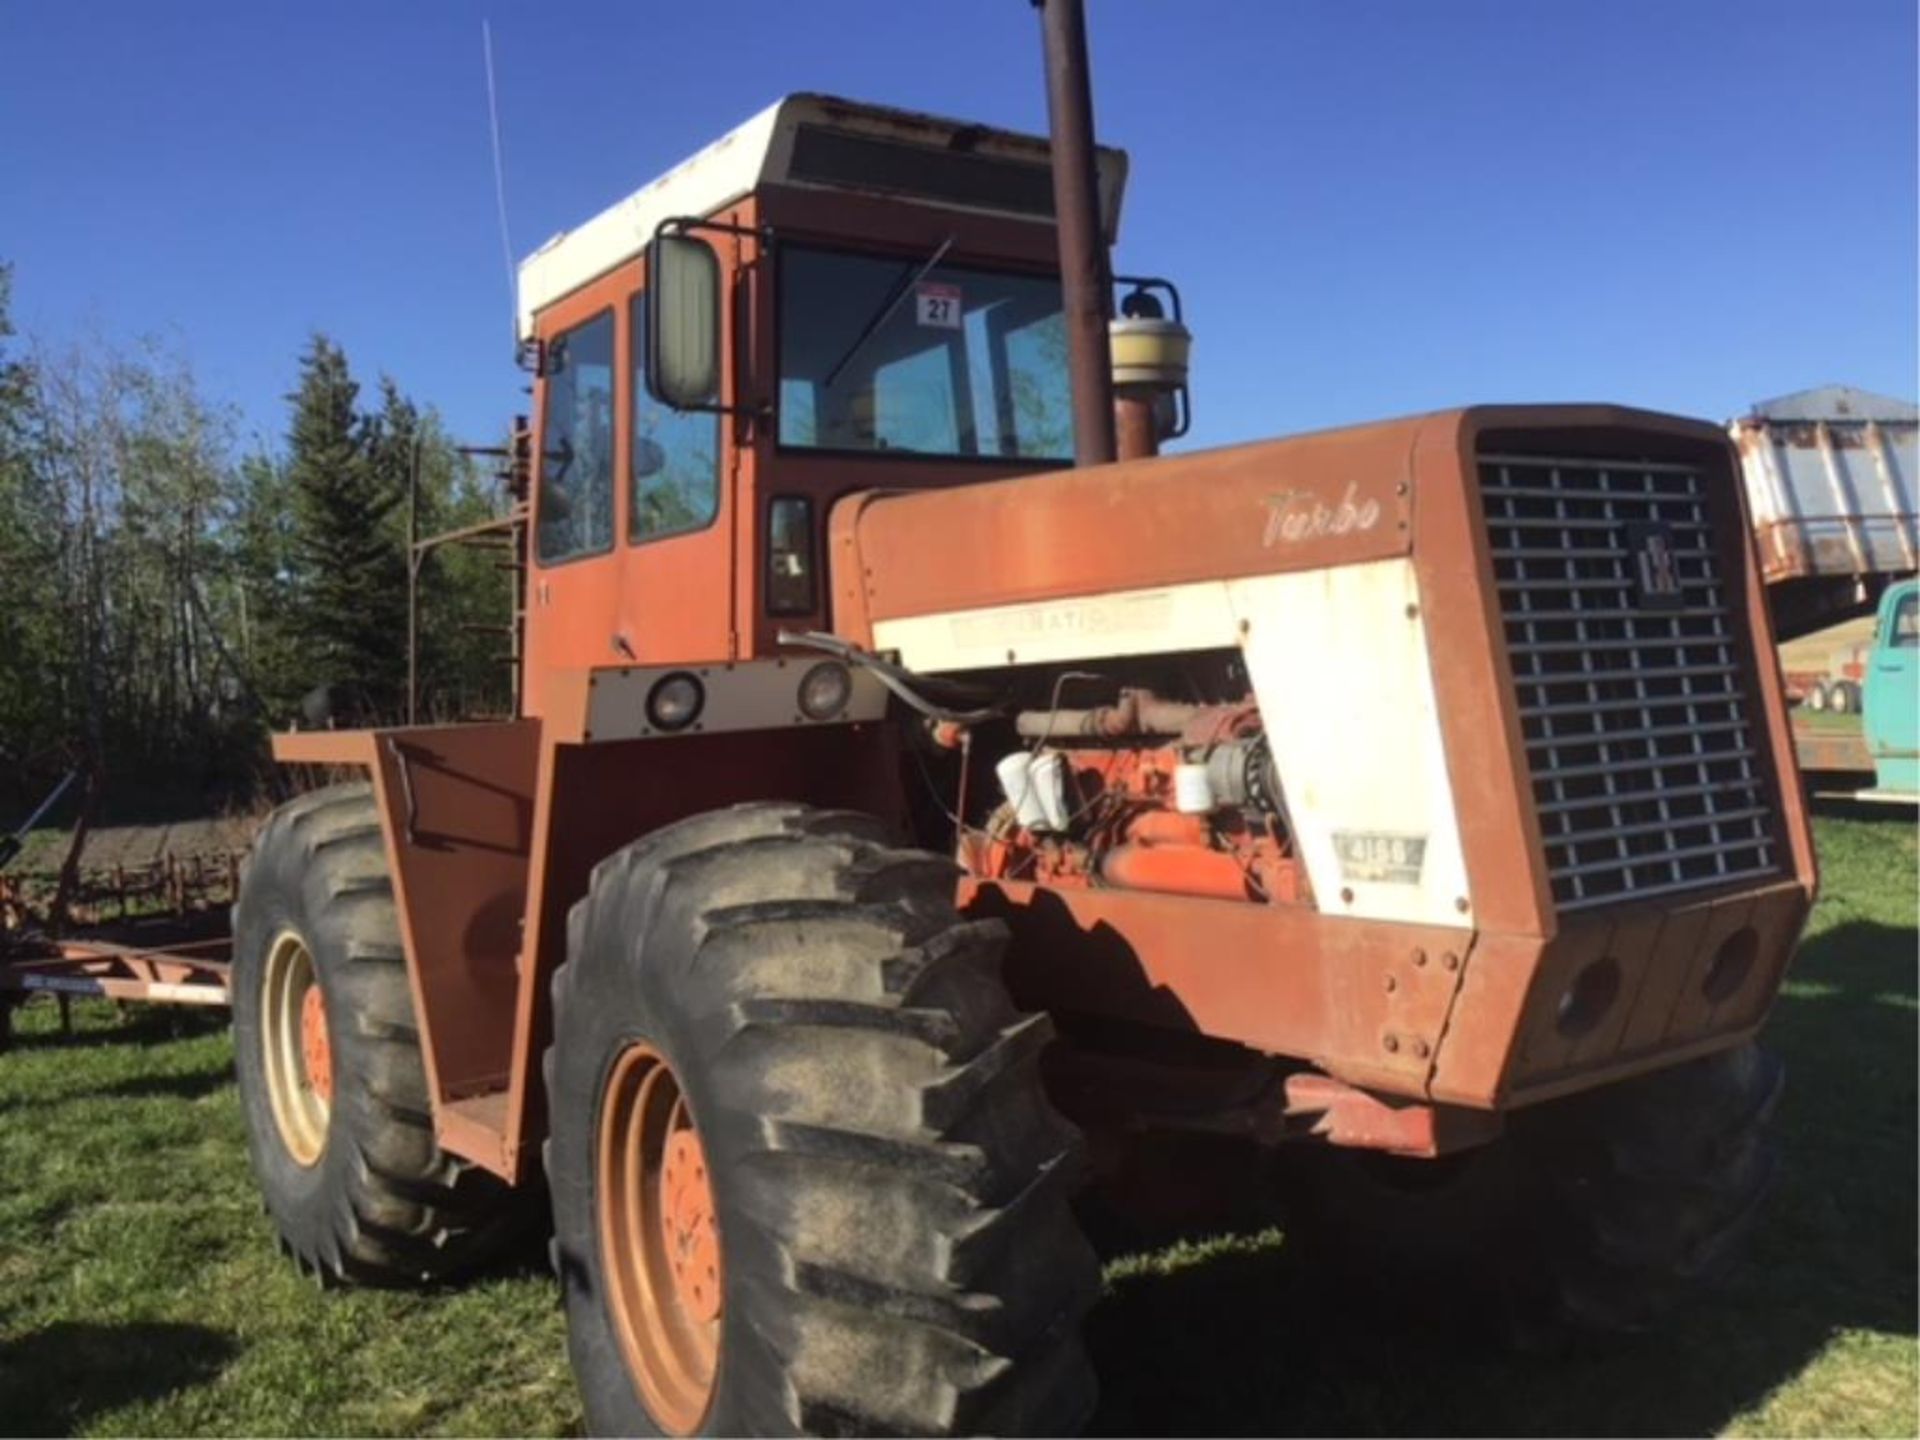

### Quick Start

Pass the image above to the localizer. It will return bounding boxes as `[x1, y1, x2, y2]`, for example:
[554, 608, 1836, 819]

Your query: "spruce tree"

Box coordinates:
[284, 335, 406, 713]
[372, 385, 512, 720]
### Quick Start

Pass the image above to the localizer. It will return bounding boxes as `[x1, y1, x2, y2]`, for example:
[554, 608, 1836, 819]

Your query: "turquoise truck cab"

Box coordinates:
[1864, 579, 1919, 798]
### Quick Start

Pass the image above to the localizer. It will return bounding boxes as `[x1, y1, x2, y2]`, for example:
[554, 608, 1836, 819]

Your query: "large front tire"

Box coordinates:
[547, 803, 1100, 1437]
[232, 782, 522, 1285]
[1283, 1043, 1783, 1341]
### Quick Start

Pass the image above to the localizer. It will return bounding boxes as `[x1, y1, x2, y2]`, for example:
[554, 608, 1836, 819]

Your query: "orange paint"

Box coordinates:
[299, 983, 332, 1105]
[661, 1129, 722, 1326]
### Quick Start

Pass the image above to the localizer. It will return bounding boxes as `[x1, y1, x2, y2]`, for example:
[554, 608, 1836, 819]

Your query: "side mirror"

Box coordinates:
[645, 233, 721, 411]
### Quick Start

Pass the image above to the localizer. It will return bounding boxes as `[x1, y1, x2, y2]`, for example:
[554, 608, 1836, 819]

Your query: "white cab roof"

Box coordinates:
[516, 93, 1128, 338]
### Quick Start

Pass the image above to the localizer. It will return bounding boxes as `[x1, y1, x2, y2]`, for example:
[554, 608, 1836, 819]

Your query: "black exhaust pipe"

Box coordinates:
[1035, 0, 1117, 467]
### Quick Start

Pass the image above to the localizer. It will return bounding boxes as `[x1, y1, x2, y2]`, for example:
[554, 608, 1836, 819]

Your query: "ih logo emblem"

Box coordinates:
[1627, 521, 1684, 609]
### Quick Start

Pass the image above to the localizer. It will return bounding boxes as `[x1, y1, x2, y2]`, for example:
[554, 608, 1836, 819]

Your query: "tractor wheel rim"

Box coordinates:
[262, 929, 330, 1166]
[597, 1044, 722, 1434]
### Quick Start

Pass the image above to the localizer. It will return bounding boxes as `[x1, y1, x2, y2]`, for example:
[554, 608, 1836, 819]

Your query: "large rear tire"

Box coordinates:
[232, 782, 522, 1285]
[547, 802, 1100, 1437]
[1282, 1043, 1783, 1342]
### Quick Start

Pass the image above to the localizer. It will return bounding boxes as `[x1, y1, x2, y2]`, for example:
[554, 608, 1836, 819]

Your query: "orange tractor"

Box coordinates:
[233, 4, 1814, 1433]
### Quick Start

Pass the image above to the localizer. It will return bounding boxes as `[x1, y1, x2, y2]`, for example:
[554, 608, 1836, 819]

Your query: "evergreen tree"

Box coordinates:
[284, 335, 406, 711]
[366, 379, 518, 721]
[419, 426, 515, 720]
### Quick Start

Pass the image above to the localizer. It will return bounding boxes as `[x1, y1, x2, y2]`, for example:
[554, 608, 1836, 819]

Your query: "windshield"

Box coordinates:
[778, 246, 1073, 460]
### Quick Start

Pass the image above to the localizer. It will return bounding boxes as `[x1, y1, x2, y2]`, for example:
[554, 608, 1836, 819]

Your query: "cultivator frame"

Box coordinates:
[1, 935, 230, 1015]
[0, 847, 242, 927]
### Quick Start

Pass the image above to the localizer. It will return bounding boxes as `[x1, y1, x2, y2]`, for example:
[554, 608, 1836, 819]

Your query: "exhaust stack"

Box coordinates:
[1036, 0, 1118, 467]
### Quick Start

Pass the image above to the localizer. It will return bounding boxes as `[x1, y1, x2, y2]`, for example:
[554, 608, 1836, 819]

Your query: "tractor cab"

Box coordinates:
[513, 95, 1178, 715]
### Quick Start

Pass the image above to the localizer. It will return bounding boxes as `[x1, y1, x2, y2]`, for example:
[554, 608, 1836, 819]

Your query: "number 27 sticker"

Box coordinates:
[915, 282, 962, 329]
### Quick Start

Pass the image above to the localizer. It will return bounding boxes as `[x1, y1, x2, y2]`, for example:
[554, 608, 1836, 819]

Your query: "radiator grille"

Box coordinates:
[1480, 453, 1779, 912]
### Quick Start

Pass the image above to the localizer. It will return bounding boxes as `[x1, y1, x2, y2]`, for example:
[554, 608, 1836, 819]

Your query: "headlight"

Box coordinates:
[646, 672, 704, 732]
[797, 661, 853, 721]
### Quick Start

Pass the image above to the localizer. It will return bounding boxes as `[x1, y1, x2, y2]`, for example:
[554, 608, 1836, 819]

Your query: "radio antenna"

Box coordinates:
[482, 19, 518, 343]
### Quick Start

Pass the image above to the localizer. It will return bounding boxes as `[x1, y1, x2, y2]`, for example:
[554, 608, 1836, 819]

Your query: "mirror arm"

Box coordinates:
[657, 215, 774, 245]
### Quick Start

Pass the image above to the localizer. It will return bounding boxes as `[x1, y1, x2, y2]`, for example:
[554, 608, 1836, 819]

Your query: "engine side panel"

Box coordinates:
[1227, 560, 1469, 927]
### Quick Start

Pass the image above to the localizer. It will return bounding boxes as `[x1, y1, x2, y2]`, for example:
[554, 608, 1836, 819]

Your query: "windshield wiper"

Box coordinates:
[822, 235, 955, 389]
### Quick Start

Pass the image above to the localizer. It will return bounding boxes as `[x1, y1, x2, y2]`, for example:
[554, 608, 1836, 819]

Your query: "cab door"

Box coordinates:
[614, 286, 733, 665]
[1865, 582, 1918, 795]
[524, 281, 627, 717]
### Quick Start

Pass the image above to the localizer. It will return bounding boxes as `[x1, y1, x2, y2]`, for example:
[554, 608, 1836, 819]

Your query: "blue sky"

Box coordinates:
[2, 1, 1913, 455]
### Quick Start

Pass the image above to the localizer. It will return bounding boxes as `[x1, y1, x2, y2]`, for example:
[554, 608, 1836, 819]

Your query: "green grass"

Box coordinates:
[2, 807, 1914, 1437]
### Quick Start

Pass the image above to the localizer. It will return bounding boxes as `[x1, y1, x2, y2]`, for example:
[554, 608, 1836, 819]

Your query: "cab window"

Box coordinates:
[777, 246, 1073, 460]
[536, 310, 616, 564]
[631, 293, 721, 541]
[1891, 591, 1919, 648]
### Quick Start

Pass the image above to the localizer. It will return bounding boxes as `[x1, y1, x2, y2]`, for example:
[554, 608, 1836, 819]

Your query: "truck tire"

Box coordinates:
[232, 782, 522, 1285]
[1830, 680, 1860, 715]
[547, 802, 1099, 1437]
[1283, 1043, 1782, 1343]
[1805, 681, 1829, 712]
